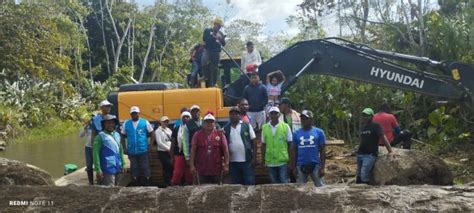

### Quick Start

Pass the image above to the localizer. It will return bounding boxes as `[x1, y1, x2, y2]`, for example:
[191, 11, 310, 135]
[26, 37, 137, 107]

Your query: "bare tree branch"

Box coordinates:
[104, 0, 133, 73]
[139, 22, 156, 82]
[98, 0, 111, 75]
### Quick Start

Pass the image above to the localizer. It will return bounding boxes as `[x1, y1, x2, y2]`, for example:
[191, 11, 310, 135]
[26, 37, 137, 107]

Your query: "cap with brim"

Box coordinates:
[362, 108, 374, 116]
[160, 116, 169, 122]
[190, 105, 200, 111]
[181, 111, 191, 118]
[229, 107, 240, 114]
[246, 64, 257, 73]
[279, 97, 291, 105]
[99, 100, 113, 107]
[268, 106, 280, 113]
[203, 113, 216, 121]
[300, 110, 314, 118]
[213, 17, 223, 26]
[101, 114, 117, 121]
[130, 106, 140, 113]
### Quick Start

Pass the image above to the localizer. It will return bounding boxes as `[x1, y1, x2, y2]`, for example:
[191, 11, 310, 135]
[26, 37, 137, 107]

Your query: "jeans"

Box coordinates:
[85, 146, 94, 185]
[129, 152, 151, 179]
[201, 49, 220, 87]
[267, 164, 289, 184]
[356, 154, 377, 183]
[189, 61, 201, 87]
[296, 164, 324, 187]
[101, 173, 119, 186]
[229, 161, 256, 185]
[158, 151, 173, 186]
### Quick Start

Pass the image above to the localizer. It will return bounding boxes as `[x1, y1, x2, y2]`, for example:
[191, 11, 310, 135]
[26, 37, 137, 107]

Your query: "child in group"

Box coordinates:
[265, 70, 286, 118]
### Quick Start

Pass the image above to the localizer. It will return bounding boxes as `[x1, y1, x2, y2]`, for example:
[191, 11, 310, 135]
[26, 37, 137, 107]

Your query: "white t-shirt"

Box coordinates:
[154, 126, 172, 152]
[229, 122, 256, 162]
[241, 50, 262, 73]
[260, 122, 293, 144]
[121, 119, 154, 135]
[79, 128, 92, 147]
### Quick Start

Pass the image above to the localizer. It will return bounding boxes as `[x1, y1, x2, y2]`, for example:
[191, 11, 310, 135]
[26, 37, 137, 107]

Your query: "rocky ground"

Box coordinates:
[322, 146, 358, 184]
[439, 141, 474, 185]
[1, 144, 473, 212]
[1, 184, 473, 212]
[322, 145, 473, 185]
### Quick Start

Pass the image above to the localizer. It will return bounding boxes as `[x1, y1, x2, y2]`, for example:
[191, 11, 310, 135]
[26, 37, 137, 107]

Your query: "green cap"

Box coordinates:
[362, 108, 374, 116]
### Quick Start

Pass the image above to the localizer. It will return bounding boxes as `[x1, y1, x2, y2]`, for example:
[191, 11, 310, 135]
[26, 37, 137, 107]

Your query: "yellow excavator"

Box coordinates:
[109, 38, 473, 123]
[107, 38, 474, 185]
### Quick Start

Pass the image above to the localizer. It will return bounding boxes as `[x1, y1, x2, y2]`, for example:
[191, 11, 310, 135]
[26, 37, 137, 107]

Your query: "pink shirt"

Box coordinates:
[266, 83, 283, 96]
[372, 112, 399, 144]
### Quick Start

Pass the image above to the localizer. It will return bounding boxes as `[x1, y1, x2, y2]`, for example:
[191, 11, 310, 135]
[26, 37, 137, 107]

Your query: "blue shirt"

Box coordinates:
[92, 115, 103, 132]
[292, 127, 326, 166]
[174, 119, 182, 129]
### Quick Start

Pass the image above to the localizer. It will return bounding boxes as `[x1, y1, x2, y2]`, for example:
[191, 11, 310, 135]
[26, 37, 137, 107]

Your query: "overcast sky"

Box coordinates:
[135, 0, 341, 37]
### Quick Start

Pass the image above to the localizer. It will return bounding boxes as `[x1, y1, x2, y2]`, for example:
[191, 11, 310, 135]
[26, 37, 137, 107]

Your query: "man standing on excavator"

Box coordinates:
[202, 17, 225, 87]
[241, 41, 262, 74]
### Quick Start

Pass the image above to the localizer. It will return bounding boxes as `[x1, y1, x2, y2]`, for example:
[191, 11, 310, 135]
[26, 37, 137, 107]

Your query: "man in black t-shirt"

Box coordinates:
[201, 17, 225, 87]
[357, 107, 394, 184]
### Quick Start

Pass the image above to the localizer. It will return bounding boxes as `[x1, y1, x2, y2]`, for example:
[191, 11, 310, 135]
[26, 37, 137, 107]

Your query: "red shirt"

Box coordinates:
[191, 129, 228, 176]
[372, 112, 399, 144]
[241, 114, 250, 123]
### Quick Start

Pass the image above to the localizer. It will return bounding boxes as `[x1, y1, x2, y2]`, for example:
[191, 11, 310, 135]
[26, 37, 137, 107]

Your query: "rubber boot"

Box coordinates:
[145, 177, 151, 186]
[87, 169, 94, 185]
[131, 177, 139, 186]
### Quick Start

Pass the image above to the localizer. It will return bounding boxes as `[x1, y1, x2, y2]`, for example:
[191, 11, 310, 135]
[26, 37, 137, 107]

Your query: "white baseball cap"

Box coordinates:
[203, 113, 216, 121]
[268, 106, 280, 113]
[99, 100, 113, 107]
[190, 105, 200, 111]
[160, 116, 170, 122]
[130, 106, 140, 113]
[181, 111, 191, 118]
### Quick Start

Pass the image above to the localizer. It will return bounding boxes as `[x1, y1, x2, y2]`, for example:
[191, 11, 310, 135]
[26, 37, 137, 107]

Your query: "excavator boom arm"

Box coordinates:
[224, 38, 474, 104]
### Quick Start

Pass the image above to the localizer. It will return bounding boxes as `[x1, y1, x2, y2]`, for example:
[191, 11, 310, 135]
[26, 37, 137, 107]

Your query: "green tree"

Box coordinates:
[0, 3, 78, 81]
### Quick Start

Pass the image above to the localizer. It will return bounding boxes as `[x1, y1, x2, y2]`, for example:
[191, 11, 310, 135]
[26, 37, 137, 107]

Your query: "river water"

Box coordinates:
[0, 131, 86, 179]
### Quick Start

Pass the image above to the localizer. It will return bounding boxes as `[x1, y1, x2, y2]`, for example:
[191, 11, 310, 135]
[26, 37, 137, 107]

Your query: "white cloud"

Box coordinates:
[228, 0, 301, 24]
[136, 0, 304, 36]
[202, 0, 302, 36]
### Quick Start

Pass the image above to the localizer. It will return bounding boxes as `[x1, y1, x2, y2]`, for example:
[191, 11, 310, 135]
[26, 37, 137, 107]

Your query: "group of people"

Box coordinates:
[81, 98, 404, 187]
[188, 17, 226, 88]
[189, 17, 273, 89]
[78, 17, 404, 188]
[81, 95, 328, 187]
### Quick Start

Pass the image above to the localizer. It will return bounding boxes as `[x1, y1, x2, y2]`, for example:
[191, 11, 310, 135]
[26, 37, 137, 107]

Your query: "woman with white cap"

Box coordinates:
[170, 111, 193, 186]
[155, 116, 173, 187]
[91, 100, 113, 142]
